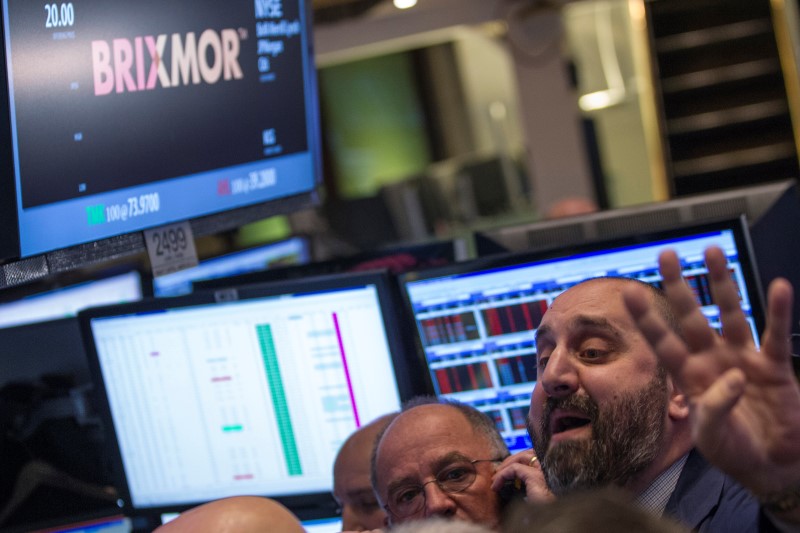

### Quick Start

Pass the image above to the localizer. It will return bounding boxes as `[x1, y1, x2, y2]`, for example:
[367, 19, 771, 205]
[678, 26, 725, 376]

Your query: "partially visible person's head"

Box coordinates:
[527, 277, 689, 496]
[391, 516, 495, 533]
[371, 397, 509, 529]
[504, 487, 690, 533]
[333, 413, 398, 531]
[544, 197, 599, 220]
[154, 496, 304, 533]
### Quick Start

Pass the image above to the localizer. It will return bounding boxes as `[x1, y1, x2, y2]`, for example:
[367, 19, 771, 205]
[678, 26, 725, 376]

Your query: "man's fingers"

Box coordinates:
[491, 460, 553, 504]
[658, 250, 718, 353]
[705, 247, 752, 347]
[491, 463, 524, 491]
[623, 284, 690, 378]
[691, 368, 746, 446]
[761, 277, 794, 363]
[492, 450, 540, 492]
[496, 450, 536, 472]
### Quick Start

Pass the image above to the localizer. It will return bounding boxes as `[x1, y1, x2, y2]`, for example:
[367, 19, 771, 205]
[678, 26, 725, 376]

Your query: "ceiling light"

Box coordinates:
[394, 0, 417, 9]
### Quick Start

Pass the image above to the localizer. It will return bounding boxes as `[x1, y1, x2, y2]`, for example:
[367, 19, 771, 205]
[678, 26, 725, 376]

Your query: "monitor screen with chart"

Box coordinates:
[79, 271, 416, 517]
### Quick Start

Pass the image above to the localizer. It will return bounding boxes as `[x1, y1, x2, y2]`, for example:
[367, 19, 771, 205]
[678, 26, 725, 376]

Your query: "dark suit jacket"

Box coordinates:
[664, 449, 780, 532]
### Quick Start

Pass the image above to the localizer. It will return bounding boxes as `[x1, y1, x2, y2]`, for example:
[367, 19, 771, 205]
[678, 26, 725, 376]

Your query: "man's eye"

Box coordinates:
[439, 466, 470, 483]
[393, 488, 420, 505]
[354, 500, 380, 513]
[581, 348, 607, 359]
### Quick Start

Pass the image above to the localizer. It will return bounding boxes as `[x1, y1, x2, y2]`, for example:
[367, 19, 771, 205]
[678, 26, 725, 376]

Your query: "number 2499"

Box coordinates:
[151, 227, 188, 256]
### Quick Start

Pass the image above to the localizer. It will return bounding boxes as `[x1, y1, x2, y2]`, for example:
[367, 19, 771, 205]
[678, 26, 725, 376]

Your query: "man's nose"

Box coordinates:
[539, 346, 579, 398]
[341, 504, 365, 531]
[423, 482, 457, 518]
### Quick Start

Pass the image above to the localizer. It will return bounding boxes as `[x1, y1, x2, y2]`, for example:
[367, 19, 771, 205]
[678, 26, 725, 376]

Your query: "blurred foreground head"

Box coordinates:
[154, 496, 304, 533]
[504, 487, 689, 533]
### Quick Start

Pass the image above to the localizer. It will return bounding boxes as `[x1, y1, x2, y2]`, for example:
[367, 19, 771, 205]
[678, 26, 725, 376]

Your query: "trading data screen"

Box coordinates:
[87, 282, 401, 509]
[402, 227, 762, 452]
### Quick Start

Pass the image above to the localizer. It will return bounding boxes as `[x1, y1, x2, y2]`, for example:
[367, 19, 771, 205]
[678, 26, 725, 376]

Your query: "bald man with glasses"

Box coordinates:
[368, 398, 513, 530]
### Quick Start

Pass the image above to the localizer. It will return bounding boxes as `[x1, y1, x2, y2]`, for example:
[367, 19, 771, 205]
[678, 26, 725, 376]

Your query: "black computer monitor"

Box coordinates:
[0, 0, 321, 282]
[20, 515, 130, 533]
[0, 270, 143, 330]
[151, 236, 311, 298]
[474, 180, 794, 257]
[193, 238, 465, 291]
[0, 269, 144, 385]
[0, 272, 145, 533]
[78, 271, 423, 524]
[399, 217, 765, 453]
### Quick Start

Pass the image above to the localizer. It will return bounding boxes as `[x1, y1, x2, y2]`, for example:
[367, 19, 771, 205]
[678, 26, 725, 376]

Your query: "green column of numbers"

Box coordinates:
[256, 324, 302, 476]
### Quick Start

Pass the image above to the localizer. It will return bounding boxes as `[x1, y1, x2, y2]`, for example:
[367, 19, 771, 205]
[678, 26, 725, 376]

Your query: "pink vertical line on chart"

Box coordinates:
[333, 312, 360, 428]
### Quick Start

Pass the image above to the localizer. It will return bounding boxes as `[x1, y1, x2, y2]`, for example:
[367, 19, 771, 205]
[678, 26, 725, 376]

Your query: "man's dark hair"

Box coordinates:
[504, 487, 690, 533]
[369, 396, 509, 496]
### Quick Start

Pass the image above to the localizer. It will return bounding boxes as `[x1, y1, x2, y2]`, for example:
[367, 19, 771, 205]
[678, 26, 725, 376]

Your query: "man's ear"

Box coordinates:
[667, 377, 689, 420]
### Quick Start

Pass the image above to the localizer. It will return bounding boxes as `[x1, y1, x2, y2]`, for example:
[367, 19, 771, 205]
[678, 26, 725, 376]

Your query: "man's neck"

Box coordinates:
[623, 441, 692, 496]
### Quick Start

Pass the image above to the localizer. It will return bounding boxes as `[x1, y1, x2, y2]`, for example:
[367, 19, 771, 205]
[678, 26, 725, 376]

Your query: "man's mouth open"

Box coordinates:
[549, 411, 592, 442]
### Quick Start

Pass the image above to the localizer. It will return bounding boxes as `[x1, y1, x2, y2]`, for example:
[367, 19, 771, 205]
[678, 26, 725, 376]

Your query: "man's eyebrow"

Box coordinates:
[573, 315, 626, 344]
[535, 324, 552, 344]
[344, 488, 378, 500]
[535, 316, 627, 344]
[385, 451, 473, 493]
[431, 451, 472, 471]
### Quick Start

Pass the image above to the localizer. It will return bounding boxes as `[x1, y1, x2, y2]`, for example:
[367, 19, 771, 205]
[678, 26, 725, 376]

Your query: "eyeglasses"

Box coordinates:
[790, 333, 800, 357]
[383, 457, 503, 518]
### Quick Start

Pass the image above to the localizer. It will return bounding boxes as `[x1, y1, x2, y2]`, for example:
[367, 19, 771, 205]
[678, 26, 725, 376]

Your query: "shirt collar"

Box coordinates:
[636, 453, 689, 515]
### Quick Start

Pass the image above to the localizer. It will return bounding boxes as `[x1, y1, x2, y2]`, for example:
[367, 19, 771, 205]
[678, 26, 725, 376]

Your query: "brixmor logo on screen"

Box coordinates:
[91, 29, 245, 95]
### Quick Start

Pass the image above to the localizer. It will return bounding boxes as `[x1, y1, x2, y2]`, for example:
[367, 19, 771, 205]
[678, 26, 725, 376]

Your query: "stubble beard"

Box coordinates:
[528, 371, 668, 496]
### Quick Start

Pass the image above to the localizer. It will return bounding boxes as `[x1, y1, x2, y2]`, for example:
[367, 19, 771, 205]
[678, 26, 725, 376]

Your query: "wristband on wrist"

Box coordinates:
[760, 482, 800, 513]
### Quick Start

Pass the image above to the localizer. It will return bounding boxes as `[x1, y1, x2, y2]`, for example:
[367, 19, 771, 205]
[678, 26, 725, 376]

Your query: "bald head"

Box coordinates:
[336, 414, 398, 475]
[154, 497, 304, 533]
[545, 197, 598, 220]
[371, 400, 508, 528]
[333, 413, 398, 531]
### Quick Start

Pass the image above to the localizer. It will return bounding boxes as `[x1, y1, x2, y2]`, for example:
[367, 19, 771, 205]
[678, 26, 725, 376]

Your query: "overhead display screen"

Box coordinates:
[1, 0, 319, 258]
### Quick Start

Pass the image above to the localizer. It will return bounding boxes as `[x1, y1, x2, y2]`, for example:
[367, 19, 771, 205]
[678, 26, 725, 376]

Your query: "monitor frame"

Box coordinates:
[0, 0, 322, 287]
[0, 266, 146, 328]
[193, 237, 466, 292]
[78, 270, 428, 524]
[149, 235, 312, 298]
[473, 179, 795, 258]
